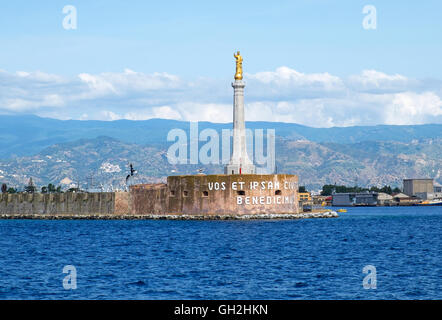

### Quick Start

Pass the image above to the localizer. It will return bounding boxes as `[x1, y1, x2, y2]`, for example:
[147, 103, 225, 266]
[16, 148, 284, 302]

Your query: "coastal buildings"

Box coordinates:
[403, 178, 442, 201]
[403, 179, 433, 196]
[328, 179, 441, 207]
[329, 189, 438, 207]
[298, 192, 312, 202]
[377, 192, 393, 206]
[392, 193, 421, 205]
[298, 191, 313, 212]
[332, 192, 378, 206]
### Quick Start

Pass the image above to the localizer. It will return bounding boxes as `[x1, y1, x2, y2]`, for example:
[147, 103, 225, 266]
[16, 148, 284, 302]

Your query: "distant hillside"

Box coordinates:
[1, 115, 441, 158]
[276, 138, 442, 189]
[0, 136, 221, 190]
[0, 135, 440, 191]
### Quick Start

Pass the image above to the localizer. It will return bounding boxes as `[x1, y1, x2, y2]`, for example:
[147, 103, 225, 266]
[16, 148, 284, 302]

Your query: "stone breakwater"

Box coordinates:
[0, 211, 338, 220]
[0, 174, 339, 219]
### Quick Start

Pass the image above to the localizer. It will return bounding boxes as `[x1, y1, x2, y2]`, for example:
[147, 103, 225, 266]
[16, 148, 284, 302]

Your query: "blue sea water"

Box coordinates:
[0, 206, 440, 300]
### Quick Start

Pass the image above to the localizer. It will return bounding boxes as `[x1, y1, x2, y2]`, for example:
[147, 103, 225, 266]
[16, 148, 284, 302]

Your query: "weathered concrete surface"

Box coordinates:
[115, 191, 130, 215]
[165, 174, 299, 216]
[129, 174, 299, 215]
[0, 192, 127, 216]
[130, 183, 168, 215]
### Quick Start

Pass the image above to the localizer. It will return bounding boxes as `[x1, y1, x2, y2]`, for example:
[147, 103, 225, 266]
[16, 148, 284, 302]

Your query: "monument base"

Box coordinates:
[131, 174, 299, 216]
[224, 163, 256, 175]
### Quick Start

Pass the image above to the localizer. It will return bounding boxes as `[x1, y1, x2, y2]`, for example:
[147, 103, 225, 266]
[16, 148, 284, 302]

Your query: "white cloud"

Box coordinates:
[3, 94, 65, 111]
[246, 67, 345, 101]
[383, 91, 442, 125]
[347, 69, 416, 93]
[78, 73, 118, 96]
[100, 110, 122, 121]
[0, 67, 441, 127]
[98, 103, 231, 122]
[246, 99, 368, 127]
[15, 71, 65, 83]
[247, 66, 343, 90]
[351, 69, 408, 85]
[80, 69, 181, 92]
[122, 106, 182, 121]
[151, 106, 182, 120]
[174, 103, 232, 122]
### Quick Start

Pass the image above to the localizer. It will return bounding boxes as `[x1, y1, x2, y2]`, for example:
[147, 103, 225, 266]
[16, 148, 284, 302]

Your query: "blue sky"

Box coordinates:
[0, 0, 441, 126]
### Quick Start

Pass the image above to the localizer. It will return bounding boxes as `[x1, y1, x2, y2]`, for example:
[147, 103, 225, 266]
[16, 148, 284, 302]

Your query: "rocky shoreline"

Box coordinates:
[0, 211, 338, 220]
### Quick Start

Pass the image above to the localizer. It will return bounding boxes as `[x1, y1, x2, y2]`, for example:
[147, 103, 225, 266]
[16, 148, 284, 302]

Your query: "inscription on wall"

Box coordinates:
[207, 180, 297, 206]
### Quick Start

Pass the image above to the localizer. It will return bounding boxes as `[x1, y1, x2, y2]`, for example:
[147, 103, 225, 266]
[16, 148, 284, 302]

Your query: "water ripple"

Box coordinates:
[0, 206, 440, 299]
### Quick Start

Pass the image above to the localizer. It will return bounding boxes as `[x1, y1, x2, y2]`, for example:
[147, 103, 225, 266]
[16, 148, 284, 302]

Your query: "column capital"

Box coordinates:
[232, 80, 245, 88]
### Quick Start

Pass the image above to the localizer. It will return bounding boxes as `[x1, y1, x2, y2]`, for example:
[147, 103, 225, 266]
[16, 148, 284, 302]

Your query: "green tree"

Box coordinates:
[321, 184, 336, 196]
[298, 186, 307, 193]
[24, 178, 36, 193]
[380, 185, 393, 194]
[7, 187, 17, 194]
[48, 183, 56, 193]
[321, 184, 370, 196]
[41, 183, 63, 193]
[1, 183, 7, 193]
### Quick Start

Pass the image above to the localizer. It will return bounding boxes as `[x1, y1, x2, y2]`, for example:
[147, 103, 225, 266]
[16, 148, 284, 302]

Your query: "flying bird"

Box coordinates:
[126, 163, 137, 184]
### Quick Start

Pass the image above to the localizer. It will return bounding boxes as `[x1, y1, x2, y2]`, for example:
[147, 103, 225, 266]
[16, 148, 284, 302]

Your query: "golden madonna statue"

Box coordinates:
[234, 51, 243, 80]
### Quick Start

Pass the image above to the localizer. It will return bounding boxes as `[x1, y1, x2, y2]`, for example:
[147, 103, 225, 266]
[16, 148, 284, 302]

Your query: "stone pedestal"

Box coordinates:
[225, 80, 255, 174]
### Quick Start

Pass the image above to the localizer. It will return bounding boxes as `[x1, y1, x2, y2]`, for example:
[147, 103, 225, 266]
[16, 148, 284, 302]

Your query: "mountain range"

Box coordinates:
[0, 115, 441, 191]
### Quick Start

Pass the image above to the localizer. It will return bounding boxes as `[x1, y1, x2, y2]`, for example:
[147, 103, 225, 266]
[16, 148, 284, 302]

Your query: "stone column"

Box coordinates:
[225, 80, 255, 174]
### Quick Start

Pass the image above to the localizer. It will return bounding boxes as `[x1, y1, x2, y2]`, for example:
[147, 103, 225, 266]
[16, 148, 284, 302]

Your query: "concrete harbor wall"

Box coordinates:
[0, 174, 336, 219]
[0, 192, 129, 216]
